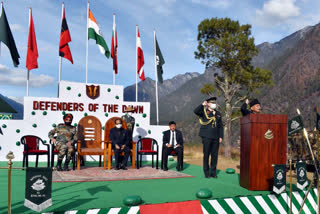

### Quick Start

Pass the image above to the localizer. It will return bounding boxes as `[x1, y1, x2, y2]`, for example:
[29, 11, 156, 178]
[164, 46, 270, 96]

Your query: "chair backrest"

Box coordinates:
[77, 115, 102, 148]
[20, 135, 41, 150]
[104, 117, 127, 142]
[140, 138, 153, 150]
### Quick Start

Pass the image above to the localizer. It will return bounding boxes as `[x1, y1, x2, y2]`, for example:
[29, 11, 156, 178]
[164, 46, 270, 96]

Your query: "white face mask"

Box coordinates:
[209, 103, 216, 109]
[116, 124, 122, 129]
[127, 112, 133, 116]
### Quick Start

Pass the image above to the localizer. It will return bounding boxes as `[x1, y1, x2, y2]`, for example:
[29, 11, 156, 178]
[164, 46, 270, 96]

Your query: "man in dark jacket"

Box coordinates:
[241, 98, 261, 116]
[109, 118, 130, 170]
[162, 121, 184, 171]
[194, 97, 223, 178]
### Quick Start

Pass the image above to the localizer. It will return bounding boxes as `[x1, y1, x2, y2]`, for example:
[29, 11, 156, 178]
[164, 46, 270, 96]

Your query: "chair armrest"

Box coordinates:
[100, 141, 109, 149]
[153, 139, 159, 151]
[45, 143, 50, 152]
[24, 144, 28, 152]
[131, 141, 137, 145]
[101, 140, 109, 143]
[41, 139, 50, 151]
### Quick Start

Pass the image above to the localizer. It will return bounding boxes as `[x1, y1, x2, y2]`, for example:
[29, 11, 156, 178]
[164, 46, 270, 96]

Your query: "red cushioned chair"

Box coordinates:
[21, 135, 50, 168]
[137, 138, 159, 169]
[50, 138, 76, 170]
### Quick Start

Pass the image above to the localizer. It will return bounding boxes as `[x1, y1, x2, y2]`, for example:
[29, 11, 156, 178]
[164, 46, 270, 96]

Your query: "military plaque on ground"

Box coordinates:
[24, 167, 52, 212]
[296, 161, 308, 190]
[273, 164, 286, 194]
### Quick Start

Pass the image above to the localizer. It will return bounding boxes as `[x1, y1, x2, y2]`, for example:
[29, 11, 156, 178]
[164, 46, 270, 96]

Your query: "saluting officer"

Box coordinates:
[241, 98, 261, 116]
[48, 113, 77, 171]
[194, 97, 223, 178]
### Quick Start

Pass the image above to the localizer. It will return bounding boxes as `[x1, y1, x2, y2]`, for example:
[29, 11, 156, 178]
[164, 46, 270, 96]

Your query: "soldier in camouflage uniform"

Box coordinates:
[48, 113, 77, 171]
[122, 106, 135, 147]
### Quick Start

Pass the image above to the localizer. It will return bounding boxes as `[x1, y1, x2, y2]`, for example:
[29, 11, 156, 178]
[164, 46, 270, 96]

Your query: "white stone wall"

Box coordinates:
[0, 81, 168, 163]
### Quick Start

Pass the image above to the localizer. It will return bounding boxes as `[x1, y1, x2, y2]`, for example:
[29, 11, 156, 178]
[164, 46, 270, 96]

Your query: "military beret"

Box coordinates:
[206, 97, 217, 103]
[250, 99, 260, 107]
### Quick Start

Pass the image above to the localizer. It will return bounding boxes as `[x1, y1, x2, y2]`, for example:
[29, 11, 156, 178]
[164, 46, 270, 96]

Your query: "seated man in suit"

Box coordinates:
[109, 118, 130, 170]
[241, 98, 261, 116]
[162, 121, 184, 171]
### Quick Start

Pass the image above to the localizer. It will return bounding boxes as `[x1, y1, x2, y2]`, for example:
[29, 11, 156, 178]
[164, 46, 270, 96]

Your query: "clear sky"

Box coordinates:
[0, 0, 319, 103]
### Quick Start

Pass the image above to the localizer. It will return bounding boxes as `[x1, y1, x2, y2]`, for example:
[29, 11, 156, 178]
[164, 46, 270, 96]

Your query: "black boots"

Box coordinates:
[56, 159, 63, 171]
[57, 159, 71, 171]
[63, 158, 70, 171]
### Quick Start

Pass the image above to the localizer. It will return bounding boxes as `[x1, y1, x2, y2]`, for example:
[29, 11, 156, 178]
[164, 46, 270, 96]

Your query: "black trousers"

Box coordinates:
[202, 137, 219, 176]
[163, 146, 183, 169]
[114, 146, 130, 167]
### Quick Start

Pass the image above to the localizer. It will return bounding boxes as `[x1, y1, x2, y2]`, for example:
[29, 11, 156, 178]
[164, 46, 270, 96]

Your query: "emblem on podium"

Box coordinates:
[264, 129, 274, 140]
[86, 85, 100, 99]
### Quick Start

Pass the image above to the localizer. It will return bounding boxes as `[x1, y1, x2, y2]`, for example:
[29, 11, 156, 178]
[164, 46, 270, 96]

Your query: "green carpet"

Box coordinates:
[0, 161, 271, 213]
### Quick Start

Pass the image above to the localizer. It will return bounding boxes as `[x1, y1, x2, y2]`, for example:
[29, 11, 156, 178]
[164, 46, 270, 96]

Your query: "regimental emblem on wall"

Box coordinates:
[264, 129, 274, 140]
[86, 85, 100, 100]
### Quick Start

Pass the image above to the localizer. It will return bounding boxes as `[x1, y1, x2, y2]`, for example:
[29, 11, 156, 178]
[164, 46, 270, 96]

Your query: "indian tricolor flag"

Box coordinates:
[88, 9, 110, 58]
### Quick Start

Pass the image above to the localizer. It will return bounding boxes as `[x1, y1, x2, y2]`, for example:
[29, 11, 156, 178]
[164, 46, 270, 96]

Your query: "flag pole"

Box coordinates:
[27, 8, 31, 97]
[27, 70, 30, 96]
[113, 13, 115, 85]
[58, 3, 64, 98]
[153, 29, 159, 125]
[58, 56, 62, 97]
[136, 25, 138, 102]
[85, 0, 89, 84]
[0, 2, 1, 57]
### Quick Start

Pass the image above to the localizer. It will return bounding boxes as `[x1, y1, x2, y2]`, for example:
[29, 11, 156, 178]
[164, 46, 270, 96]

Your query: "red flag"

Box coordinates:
[59, 3, 73, 64]
[26, 9, 38, 71]
[136, 26, 145, 81]
[111, 13, 117, 74]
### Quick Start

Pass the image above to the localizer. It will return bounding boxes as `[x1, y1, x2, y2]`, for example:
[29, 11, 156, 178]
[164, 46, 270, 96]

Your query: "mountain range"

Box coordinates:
[123, 23, 320, 144]
[3, 23, 320, 145]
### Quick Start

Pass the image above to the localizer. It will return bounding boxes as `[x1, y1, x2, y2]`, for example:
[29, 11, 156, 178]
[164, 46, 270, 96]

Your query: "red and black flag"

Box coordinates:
[59, 3, 73, 64]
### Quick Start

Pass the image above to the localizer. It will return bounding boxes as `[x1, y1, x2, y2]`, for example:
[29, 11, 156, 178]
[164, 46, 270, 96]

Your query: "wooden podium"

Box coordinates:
[240, 114, 287, 191]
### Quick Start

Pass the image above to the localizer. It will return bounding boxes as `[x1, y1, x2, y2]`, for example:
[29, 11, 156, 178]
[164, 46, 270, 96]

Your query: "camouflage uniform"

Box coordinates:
[48, 123, 77, 161]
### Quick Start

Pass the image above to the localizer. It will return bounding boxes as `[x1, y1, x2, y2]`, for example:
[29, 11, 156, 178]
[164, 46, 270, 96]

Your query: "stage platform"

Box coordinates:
[0, 161, 318, 214]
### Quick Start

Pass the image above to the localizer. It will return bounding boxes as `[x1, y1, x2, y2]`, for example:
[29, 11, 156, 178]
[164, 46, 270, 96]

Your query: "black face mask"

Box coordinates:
[65, 122, 72, 126]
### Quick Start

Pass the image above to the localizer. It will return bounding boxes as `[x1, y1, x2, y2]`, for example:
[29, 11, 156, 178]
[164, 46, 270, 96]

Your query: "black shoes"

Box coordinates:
[205, 175, 210, 178]
[114, 165, 127, 170]
[163, 167, 168, 171]
[176, 166, 182, 171]
[211, 175, 218, 178]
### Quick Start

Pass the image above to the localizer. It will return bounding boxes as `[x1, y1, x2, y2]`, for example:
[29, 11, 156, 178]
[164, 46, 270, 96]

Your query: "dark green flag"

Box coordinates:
[0, 4, 20, 67]
[288, 115, 303, 136]
[155, 35, 165, 84]
[273, 164, 286, 194]
[296, 161, 308, 190]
